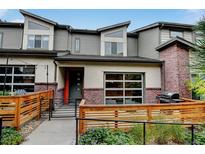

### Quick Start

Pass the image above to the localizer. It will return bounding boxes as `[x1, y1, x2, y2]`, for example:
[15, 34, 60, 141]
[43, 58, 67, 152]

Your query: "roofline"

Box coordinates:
[55, 55, 162, 64]
[97, 21, 131, 32]
[0, 22, 24, 28]
[19, 9, 58, 25]
[156, 36, 194, 51]
[0, 49, 57, 57]
[131, 21, 194, 33]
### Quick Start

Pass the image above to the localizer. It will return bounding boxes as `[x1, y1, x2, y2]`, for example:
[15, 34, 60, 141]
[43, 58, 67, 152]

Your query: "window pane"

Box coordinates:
[28, 21, 49, 30]
[125, 98, 142, 104]
[42, 36, 49, 49]
[106, 90, 123, 96]
[0, 76, 12, 83]
[125, 90, 142, 96]
[125, 82, 142, 88]
[106, 98, 123, 105]
[0, 33, 2, 48]
[105, 30, 123, 38]
[28, 35, 35, 48]
[106, 74, 123, 80]
[125, 74, 142, 80]
[0, 67, 12, 74]
[35, 35, 41, 48]
[14, 76, 35, 83]
[75, 39, 80, 52]
[170, 31, 183, 38]
[117, 42, 123, 55]
[14, 66, 35, 74]
[105, 42, 111, 55]
[106, 82, 123, 88]
[13, 85, 34, 92]
[0, 85, 11, 92]
[111, 42, 117, 55]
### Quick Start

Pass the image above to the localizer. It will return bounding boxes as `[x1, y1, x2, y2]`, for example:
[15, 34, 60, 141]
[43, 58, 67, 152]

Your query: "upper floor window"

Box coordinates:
[104, 30, 123, 38]
[0, 32, 3, 48]
[28, 21, 49, 30]
[27, 35, 49, 49]
[170, 31, 183, 38]
[74, 38, 80, 53]
[105, 42, 123, 56]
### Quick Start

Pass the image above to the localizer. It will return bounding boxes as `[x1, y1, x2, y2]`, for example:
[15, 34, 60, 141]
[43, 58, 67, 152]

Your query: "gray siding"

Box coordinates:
[71, 34, 100, 55]
[54, 30, 69, 50]
[138, 27, 160, 59]
[127, 37, 137, 56]
[160, 28, 194, 43]
[0, 28, 23, 49]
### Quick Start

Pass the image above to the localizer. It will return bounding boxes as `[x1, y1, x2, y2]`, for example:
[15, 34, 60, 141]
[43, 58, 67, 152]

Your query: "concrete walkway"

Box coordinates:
[22, 118, 76, 145]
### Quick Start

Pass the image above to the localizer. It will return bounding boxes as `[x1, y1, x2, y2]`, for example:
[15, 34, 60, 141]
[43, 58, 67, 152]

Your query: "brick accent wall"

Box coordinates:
[159, 44, 191, 98]
[145, 88, 161, 104]
[34, 83, 64, 99]
[83, 88, 104, 105]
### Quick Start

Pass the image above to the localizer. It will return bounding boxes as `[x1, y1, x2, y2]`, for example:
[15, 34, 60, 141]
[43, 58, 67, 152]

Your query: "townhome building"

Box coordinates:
[0, 10, 196, 104]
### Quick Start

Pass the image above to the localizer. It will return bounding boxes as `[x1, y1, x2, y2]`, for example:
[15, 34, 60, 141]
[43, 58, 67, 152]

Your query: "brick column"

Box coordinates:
[159, 43, 191, 98]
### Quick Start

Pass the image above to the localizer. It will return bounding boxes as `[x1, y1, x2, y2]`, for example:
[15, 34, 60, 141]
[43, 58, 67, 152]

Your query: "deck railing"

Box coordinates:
[0, 89, 54, 130]
[78, 99, 205, 134]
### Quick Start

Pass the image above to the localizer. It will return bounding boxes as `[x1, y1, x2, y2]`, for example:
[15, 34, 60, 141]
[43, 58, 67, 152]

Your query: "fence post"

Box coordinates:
[16, 97, 21, 130]
[191, 125, 195, 145]
[49, 98, 53, 121]
[143, 123, 146, 145]
[0, 117, 2, 144]
[114, 110, 118, 128]
[76, 118, 79, 145]
[79, 106, 85, 134]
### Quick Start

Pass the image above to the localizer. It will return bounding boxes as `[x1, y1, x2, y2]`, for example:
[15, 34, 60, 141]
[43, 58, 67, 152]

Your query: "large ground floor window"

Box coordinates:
[0, 65, 35, 93]
[104, 72, 144, 105]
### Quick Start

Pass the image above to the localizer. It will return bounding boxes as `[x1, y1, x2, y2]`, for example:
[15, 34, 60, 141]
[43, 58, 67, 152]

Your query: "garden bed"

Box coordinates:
[79, 124, 205, 145]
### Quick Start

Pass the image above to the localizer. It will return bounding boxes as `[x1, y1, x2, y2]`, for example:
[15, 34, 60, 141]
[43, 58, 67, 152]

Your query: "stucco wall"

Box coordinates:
[0, 28, 23, 49]
[0, 57, 55, 83]
[57, 62, 161, 89]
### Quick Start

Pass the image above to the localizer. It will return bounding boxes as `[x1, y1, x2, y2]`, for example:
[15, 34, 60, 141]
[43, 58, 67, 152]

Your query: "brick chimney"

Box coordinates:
[156, 37, 193, 98]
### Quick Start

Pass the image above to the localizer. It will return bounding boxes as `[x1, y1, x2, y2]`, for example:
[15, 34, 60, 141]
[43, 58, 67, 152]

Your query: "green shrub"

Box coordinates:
[149, 124, 186, 144]
[79, 127, 134, 145]
[185, 125, 205, 145]
[128, 124, 144, 144]
[0, 127, 23, 145]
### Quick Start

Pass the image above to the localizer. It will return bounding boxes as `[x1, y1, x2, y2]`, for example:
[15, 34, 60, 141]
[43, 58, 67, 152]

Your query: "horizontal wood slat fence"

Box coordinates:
[0, 89, 54, 130]
[79, 99, 205, 134]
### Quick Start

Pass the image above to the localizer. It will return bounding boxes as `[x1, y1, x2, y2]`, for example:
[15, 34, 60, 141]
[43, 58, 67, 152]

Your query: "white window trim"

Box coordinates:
[27, 35, 49, 49]
[101, 27, 127, 56]
[104, 72, 144, 105]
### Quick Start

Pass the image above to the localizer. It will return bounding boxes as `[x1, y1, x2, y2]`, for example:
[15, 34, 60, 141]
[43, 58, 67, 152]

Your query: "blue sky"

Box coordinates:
[0, 9, 205, 31]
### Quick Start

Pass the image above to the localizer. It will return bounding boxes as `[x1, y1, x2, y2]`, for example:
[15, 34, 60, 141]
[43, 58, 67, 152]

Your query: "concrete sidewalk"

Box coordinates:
[22, 118, 76, 145]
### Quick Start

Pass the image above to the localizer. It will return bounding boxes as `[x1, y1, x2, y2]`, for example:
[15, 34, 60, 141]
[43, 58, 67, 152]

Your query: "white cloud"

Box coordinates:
[10, 18, 24, 23]
[0, 9, 8, 18]
[183, 9, 205, 24]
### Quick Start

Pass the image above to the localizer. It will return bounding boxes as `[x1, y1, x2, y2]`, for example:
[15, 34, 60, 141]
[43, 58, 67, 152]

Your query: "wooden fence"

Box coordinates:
[79, 99, 205, 133]
[0, 89, 54, 130]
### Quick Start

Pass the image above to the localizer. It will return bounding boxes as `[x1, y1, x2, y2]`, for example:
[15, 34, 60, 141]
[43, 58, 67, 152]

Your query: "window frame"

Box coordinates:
[0, 65, 35, 93]
[104, 72, 144, 105]
[104, 41, 123, 56]
[170, 30, 184, 38]
[27, 35, 49, 49]
[74, 38, 80, 53]
[0, 32, 3, 48]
